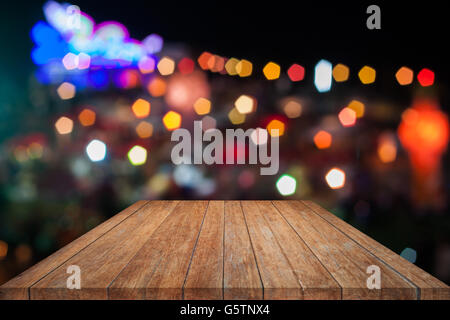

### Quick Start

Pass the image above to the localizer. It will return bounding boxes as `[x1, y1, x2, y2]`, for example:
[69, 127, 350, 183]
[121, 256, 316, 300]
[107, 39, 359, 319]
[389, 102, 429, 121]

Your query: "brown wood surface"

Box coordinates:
[1, 200, 448, 300]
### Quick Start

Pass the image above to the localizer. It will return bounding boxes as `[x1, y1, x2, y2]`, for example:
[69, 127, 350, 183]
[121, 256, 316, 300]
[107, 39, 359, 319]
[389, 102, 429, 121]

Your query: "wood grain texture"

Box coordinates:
[272, 201, 417, 300]
[303, 200, 450, 300]
[223, 201, 263, 299]
[0, 200, 148, 300]
[30, 201, 179, 299]
[109, 201, 208, 300]
[184, 201, 224, 299]
[1, 200, 448, 300]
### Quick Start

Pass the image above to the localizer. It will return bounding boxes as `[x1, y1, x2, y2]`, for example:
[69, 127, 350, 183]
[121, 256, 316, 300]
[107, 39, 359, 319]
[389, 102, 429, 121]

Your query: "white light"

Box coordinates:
[86, 139, 107, 162]
[314, 59, 332, 93]
[276, 175, 297, 196]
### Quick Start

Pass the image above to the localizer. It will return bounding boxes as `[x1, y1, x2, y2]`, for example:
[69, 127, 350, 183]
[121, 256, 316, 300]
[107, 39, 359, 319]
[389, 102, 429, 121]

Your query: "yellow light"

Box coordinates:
[332, 64, 349, 82]
[0, 240, 8, 259]
[338, 108, 357, 127]
[263, 62, 281, 80]
[378, 133, 397, 163]
[57, 82, 76, 100]
[283, 100, 302, 118]
[147, 77, 167, 97]
[163, 111, 182, 131]
[157, 56, 175, 75]
[136, 121, 154, 138]
[266, 119, 285, 137]
[325, 168, 346, 189]
[313, 130, 332, 149]
[128, 145, 148, 166]
[358, 66, 376, 84]
[347, 100, 365, 118]
[395, 67, 414, 86]
[193, 97, 211, 115]
[225, 58, 239, 75]
[131, 98, 151, 118]
[234, 95, 255, 114]
[78, 108, 96, 126]
[55, 116, 73, 135]
[235, 59, 253, 77]
[228, 108, 246, 125]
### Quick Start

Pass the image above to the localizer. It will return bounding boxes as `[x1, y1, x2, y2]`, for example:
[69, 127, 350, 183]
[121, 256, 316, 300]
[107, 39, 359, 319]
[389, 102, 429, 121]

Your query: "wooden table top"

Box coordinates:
[1, 200, 448, 300]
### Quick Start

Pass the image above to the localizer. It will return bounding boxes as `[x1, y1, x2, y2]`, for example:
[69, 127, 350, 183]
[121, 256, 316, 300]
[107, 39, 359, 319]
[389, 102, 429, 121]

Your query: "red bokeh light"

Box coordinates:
[287, 64, 305, 82]
[178, 57, 195, 74]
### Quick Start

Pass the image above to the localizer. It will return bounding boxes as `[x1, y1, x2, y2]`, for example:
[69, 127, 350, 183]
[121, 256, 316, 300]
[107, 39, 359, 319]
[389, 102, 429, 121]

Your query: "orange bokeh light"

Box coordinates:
[398, 101, 449, 170]
[395, 67, 414, 86]
[266, 119, 285, 137]
[78, 109, 96, 126]
[198, 52, 213, 70]
[147, 77, 167, 97]
[131, 99, 151, 118]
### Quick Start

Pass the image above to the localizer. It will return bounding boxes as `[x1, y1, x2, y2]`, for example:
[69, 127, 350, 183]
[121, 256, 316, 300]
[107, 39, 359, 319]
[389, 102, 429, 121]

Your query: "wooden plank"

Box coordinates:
[253, 201, 341, 299]
[109, 201, 208, 300]
[303, 200, 450, 300]
[184, 201, 224, 300]
[0, 200, 148, 300]
[241, 201, 302, 299]
[29, 201, 179, 299]
[273, 201, 418, 300]
[223, 201, 263, 300]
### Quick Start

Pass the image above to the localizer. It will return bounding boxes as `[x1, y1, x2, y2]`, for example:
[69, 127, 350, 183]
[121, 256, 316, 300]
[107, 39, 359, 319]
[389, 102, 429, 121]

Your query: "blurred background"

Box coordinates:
[0, 0, 449, 285]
